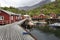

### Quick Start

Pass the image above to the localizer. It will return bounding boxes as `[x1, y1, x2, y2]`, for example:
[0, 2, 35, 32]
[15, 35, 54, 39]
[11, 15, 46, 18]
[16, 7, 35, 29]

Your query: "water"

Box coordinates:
[30, 28, 60, 40]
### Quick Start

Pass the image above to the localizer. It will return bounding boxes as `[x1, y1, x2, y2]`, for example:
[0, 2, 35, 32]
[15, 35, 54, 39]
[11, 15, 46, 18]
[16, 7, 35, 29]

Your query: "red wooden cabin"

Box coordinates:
[0, 10, 10, 24]
[32, 15, 39, 19]
[50, 13, 57, 19]
[39, 14, 46, 19]
[0, 9, 21, 24]
[11, 14, 21, 23]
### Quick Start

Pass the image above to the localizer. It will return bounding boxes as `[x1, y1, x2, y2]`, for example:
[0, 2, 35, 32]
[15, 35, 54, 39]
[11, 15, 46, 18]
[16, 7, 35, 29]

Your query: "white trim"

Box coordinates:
[0, 16, 4, 20]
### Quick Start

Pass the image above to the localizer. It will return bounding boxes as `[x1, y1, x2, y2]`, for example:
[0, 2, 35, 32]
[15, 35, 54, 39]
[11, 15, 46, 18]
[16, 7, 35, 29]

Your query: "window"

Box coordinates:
[11, 16, 13, 20]
[0, 16, 4, 20]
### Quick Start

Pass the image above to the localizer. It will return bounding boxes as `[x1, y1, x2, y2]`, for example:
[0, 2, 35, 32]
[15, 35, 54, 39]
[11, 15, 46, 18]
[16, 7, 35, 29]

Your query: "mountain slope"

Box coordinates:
[18, 0, 52, 10]
[28, 0, 60, 16]
[2, 0, 60, 16]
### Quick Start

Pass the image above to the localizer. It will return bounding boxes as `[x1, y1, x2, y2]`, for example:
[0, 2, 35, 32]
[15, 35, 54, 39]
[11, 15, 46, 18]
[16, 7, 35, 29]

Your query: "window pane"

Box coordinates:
[0, 16, 3, 20]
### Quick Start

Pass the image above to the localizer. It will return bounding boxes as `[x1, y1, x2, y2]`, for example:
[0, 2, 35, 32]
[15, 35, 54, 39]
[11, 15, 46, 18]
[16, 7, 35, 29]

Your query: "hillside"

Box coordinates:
[1, 0, 60, 16]
[18, 0, 51, 10]
[1, 7, 27, 15]
[28, 0, 60, 16]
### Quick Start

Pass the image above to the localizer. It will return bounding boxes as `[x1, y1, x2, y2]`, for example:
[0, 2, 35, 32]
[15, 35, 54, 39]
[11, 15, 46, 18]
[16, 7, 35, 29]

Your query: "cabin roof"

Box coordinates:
[0, 9, 21, 15]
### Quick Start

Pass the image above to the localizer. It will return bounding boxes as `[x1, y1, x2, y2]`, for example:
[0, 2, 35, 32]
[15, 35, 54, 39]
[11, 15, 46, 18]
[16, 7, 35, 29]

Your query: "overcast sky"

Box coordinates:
[0, 0, 55, 7]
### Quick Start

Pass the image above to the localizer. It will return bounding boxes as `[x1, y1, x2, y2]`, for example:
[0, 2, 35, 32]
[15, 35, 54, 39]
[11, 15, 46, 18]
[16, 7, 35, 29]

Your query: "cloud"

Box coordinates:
[0, 0, 55, 7]
[0, 0, 42, 7]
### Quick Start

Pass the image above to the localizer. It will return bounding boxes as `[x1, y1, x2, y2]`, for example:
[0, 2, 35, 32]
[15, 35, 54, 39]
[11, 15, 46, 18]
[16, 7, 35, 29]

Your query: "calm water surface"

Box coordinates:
[30, 28, 60, 40]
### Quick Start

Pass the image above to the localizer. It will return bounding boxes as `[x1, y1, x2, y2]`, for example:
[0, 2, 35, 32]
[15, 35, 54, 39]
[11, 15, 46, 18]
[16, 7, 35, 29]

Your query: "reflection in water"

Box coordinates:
[30, 29, 60, 40]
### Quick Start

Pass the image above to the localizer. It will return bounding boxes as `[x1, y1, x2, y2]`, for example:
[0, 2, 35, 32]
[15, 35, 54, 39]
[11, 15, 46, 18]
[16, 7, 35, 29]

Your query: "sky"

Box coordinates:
[0, 0, 55, 8]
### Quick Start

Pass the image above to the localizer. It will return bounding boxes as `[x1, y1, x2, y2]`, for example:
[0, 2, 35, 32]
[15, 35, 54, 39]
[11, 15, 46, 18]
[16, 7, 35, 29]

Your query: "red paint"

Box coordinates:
[50, 13, 56, 18]
[0, 10, 10, 24]
[39, 14, 46, 19]
[0, 10, 20, 24]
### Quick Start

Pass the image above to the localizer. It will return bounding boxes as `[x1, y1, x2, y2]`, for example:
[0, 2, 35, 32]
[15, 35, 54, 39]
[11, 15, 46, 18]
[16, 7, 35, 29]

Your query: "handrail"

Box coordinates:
[19, 25, 37, 40]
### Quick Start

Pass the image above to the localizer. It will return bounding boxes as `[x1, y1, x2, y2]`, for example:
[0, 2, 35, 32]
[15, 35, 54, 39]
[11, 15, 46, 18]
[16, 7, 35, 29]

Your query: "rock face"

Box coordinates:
[18, 0, 53, 10]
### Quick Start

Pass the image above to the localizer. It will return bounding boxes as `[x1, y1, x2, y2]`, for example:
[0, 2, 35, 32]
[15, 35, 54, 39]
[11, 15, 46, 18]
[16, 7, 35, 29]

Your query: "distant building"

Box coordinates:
[32, 15, 38, 18]
[50, 12, 57, 19]
[32, 15, 39, 20]
[39, 13, 46, 19]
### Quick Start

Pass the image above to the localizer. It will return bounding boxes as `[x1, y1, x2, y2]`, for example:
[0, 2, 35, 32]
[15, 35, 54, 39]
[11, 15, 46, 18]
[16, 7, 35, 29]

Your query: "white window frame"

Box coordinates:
[0, 16, 4, 20]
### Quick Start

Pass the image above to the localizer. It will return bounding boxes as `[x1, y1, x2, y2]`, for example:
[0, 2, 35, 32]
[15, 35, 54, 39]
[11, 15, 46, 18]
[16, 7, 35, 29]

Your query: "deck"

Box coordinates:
[0, 19, 35, 40]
